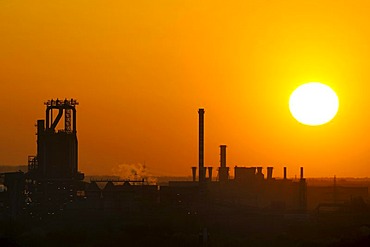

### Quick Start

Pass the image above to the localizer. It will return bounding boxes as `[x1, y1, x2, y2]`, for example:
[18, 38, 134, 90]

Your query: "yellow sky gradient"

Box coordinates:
[1, 1, 370, 177]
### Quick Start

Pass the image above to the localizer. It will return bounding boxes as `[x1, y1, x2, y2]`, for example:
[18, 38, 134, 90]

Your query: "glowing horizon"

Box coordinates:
[1, 1, 370, 177]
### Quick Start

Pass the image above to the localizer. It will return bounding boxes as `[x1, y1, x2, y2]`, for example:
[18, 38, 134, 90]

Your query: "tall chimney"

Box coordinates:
[267, 167, 273, 179]
[191, 167, 197, 182]
[198, 109, 205, 183]
[220, 145, 226, 167]
[283, 167, 287, 179]
[219, 145, 229, 182]
[300, 167, 304, 180]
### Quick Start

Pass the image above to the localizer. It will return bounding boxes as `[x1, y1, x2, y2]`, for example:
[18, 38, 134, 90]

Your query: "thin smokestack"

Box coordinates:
[219, 145, 229, 182]
[284, 167, 287, 179]
[267, 167, 273, 179]
[191, 167, 197, 182]
[220, 145, 226, 167]
[300, 167, 304, 180]
[198, 108, 205, 183]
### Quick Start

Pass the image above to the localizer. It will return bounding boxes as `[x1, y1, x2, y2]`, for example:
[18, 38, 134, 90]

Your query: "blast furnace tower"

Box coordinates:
[28, 99, 84, 181]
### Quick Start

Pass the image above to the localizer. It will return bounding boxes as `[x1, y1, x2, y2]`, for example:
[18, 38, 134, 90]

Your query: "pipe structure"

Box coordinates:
[218, 145, 229, 182]
[198, 109, 205, 183]
[208, 167, 213, 181]
[267, 167, 273, 179]
[255, 166, 264, 180]
[256, 167, 263, 174]
[45, 99, 78, 133]
[191, 167, 197, 182]
[220, 145, 226, 167]
[50, 108, 63, 131]
[300, 167, 304, 179]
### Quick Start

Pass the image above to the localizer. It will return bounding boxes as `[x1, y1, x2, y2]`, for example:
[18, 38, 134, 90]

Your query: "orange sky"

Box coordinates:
[1, 1, 370, 177]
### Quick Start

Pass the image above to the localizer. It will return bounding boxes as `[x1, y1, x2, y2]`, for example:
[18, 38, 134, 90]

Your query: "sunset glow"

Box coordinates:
[1, 1, 370, 177]
[289, 82, 339, 126]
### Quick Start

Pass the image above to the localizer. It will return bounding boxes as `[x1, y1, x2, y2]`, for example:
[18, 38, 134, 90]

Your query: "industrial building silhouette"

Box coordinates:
[0, 100, 369, 247]
[1, 100, 369, 215]
[164, 108, 307, 212]
[28, 99, 83, 180]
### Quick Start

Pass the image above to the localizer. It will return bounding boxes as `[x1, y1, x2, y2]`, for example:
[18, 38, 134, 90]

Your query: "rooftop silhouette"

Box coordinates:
[0, 101, 369, 247]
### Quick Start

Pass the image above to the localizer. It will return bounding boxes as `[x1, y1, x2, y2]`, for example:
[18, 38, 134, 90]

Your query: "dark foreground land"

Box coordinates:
[1, 205, 370, 247]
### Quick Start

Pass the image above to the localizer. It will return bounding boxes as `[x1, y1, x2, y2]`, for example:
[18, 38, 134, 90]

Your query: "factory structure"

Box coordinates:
[26, 99, 85, 211]
[162, 108, 307, 211]
[0, 100, 368, 219]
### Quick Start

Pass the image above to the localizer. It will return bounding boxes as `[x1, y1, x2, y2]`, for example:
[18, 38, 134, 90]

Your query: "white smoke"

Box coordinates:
[111, 163, 157, 185]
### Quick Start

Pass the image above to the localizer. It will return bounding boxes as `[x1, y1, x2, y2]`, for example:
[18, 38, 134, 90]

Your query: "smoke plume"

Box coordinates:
[111, 163, 157, 185]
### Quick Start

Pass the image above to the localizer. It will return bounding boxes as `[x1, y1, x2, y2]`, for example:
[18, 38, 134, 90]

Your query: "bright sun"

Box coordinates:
[289, 82, 339, 126]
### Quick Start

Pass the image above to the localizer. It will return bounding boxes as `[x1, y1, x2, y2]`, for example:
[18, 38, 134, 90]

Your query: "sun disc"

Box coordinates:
[289, 82, 339, 126]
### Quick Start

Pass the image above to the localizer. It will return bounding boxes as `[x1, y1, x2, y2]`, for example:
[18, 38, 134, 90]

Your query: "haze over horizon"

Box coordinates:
[1, 1, 370, 177]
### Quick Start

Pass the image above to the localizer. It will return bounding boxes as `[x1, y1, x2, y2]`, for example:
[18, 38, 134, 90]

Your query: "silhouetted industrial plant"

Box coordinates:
[1, 100, 370, 247]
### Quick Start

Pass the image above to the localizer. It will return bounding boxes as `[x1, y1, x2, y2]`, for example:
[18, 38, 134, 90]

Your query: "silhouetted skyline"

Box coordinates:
[2, 1, 370, 246]
[1, 100, 370, 247]
[1, 1, 370, 177]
